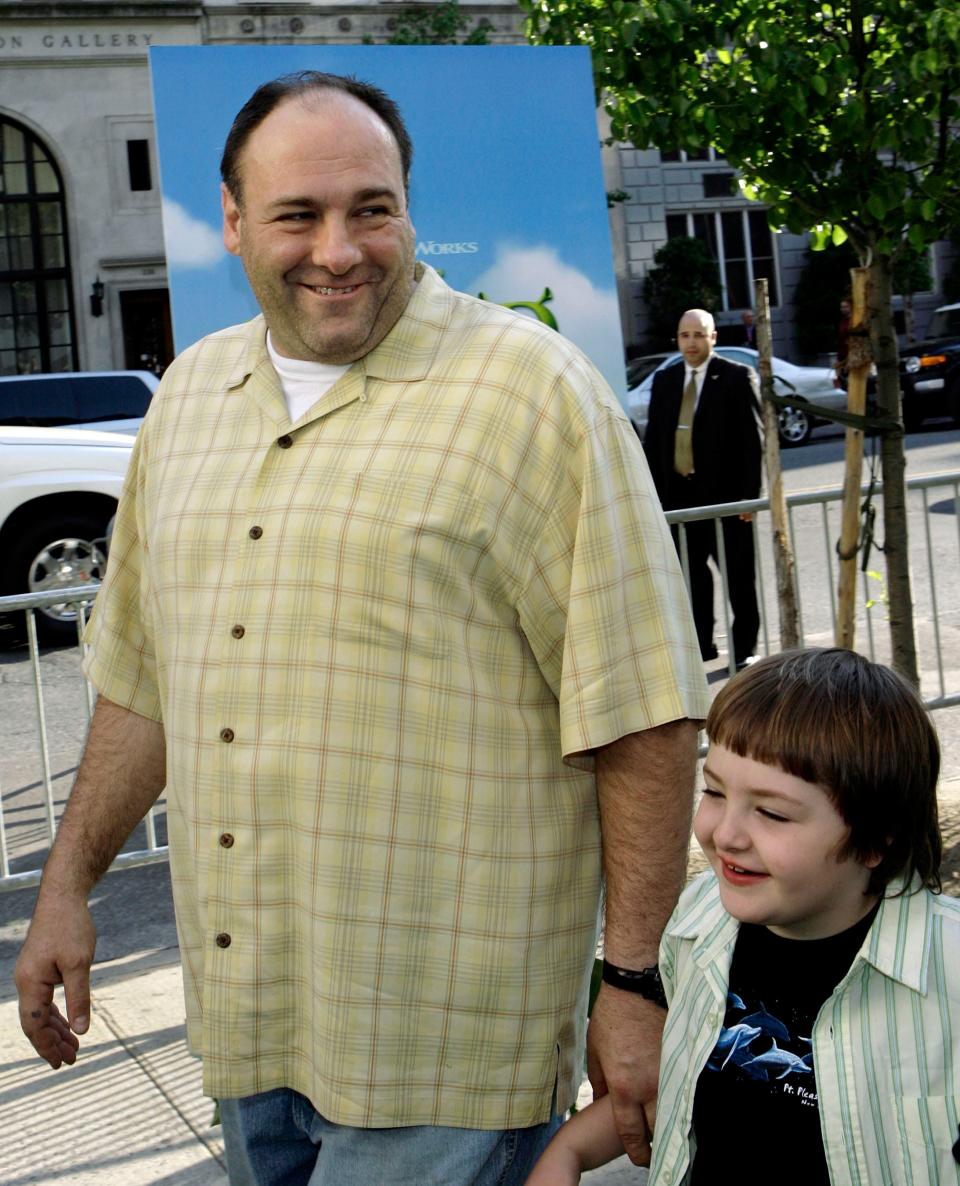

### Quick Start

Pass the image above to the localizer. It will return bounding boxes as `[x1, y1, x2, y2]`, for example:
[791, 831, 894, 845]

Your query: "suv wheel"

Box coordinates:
[778, 404, 811, 446]
[4, 511, 109, 645]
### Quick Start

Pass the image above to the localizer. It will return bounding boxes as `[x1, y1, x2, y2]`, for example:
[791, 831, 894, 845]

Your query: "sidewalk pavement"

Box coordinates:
[5, 777, 958, 1186]
[0, 944, 643, 1186]
[0, 946, 227, 1186]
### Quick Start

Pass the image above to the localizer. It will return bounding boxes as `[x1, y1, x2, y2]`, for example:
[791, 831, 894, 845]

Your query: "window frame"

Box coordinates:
[666, 207, 781, 311]
[0, 116, 78, 375]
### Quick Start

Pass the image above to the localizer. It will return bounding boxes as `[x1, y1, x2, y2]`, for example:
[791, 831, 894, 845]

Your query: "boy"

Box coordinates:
[527, 648, 960, 1185]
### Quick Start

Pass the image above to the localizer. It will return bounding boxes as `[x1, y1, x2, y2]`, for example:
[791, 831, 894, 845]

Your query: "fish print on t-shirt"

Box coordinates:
[705, 991, 818, 1107]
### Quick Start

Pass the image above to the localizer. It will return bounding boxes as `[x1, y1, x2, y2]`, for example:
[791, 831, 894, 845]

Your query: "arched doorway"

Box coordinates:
[0, 117, 77, 375]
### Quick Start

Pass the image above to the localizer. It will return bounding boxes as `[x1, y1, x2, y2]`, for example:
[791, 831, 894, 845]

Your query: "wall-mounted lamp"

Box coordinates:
[90, 276, 105, 318]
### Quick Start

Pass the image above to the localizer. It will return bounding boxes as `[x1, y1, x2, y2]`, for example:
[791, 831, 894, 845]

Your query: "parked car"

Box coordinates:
[0, 370, 157, 436]
[0, 425, 135, 643]
[626, 352, 673, 390]
[899, 303, 960, 431]
[627, 346, 846, 446]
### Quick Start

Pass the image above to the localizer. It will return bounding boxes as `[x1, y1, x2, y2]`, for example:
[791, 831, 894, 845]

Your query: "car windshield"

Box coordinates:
[627, 356, 668, 387]
[927, 308, 960, 339]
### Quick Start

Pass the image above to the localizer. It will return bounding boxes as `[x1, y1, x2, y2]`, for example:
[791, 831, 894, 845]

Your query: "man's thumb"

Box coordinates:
[63, 970, 91, 1034]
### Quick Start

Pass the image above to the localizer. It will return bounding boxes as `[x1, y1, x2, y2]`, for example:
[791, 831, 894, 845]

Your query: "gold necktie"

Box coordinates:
[674, 370, 697, 476]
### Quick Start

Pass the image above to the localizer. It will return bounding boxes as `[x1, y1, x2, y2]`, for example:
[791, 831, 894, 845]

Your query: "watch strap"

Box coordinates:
[601, 959, 668, 1008]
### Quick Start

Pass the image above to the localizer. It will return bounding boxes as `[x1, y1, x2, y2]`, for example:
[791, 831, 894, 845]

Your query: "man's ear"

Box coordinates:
[222, 183, 242, 256]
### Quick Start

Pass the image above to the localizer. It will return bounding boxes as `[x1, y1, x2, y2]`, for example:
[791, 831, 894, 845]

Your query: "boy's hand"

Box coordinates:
[525, 1095, 632, 1184]
[523, 1142, 583, 1186]
[586, 985, 663, 1164]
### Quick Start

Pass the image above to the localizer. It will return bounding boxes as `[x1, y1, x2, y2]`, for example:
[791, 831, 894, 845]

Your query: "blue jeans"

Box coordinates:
[219, 1087, 562, 1186]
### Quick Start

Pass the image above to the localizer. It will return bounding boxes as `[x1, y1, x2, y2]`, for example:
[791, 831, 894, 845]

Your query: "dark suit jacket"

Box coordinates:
[643, 353, 763, 512]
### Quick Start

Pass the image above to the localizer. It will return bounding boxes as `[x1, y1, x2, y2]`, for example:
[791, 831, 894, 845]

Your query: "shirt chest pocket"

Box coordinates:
[310, 471, 490, 661]
[897, 1095, 960, 1185]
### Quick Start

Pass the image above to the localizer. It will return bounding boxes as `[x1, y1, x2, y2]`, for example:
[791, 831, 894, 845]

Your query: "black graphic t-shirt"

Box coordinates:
[689, 904, 879, 1186]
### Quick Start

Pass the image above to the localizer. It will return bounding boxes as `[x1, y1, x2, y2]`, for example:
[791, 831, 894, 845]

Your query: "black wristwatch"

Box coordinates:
[601, 960, 668, 1009]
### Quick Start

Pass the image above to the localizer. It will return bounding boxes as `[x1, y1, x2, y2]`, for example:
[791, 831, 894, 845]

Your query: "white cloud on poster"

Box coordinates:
[162, 197, 224, 269]
[468, 245, 624, 393]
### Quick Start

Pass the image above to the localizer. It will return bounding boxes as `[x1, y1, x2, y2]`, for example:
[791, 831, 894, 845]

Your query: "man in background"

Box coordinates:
[643, 308, 763, 669]
[739, 308, 756, 347]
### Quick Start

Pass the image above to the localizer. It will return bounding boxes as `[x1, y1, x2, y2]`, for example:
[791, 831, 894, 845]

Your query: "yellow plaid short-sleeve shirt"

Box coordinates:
[84, 265, 709, 1128]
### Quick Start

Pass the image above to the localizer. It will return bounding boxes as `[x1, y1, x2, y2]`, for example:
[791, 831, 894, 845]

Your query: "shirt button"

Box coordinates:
[220, 727, 235, 743]
[249, 525, 263, 539]
[215, 932, 231, 948]
[219, 833, 234, 848]
[231, 624, 245, 639]
[277, 434, 293, 449]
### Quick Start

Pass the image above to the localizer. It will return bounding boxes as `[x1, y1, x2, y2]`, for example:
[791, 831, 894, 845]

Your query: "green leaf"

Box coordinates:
[831, 224, 848, 246]
[867, 193, 887, 221]
[811, 74, 827, 97]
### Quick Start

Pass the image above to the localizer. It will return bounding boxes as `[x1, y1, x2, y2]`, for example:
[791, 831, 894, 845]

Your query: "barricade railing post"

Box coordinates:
[786, 502, 806, 642]
[0, 766, 9, 879]
[76, 602, 96, 722]
[921, 485, 946, 698]
[713, 516, 735, 676]
[26, 608, 58, 844]
[820, 501, 838, 640]
[753, 513, 770, 657]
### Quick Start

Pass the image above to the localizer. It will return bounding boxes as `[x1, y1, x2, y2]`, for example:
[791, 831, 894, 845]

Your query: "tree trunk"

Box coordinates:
[835, 269, 869, 650]
[869, 253, 919, 686]
[755, 279, 799, 648]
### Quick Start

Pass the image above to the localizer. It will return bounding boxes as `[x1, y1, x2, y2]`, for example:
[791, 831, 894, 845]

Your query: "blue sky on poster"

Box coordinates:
[150, 45, 625, 396]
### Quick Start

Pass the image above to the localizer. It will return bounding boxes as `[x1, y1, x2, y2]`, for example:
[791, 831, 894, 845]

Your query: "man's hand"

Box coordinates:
[13, 696, 166, 1069]
[586, 984, 665, 1164]
[14, 893, 96, 1068]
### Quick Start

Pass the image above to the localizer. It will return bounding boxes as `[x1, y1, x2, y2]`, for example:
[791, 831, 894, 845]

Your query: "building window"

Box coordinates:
[107, 118, 159, 213]
[666, 208, 779, 309]
[661, 147, 716, 163]
[126, 139, 152, 192]
[0, 118, 77, 375]
[703, 171, 736, 199]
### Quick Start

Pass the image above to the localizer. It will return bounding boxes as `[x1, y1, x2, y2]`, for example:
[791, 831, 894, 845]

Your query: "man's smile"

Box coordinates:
[301, 282, 365, 297]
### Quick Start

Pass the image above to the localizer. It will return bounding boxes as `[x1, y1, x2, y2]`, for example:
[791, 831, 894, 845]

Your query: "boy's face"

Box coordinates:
[695, 745, 881, 939]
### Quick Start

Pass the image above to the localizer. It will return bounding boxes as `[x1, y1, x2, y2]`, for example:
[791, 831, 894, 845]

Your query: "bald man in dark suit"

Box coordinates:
[643, 309, 763, 668]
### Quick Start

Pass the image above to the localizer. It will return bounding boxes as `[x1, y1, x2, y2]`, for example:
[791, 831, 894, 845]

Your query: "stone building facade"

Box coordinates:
[0, 1, 952, 378]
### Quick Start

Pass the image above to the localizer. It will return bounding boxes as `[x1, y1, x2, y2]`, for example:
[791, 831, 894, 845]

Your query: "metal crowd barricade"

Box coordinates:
[2, 468, 959, 891]
[0, 584, 167, 891]
[668, 467, 960, 708]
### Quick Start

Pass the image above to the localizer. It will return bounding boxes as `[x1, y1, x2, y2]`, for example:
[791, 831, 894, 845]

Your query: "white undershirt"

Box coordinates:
[267, 333, 350, 423]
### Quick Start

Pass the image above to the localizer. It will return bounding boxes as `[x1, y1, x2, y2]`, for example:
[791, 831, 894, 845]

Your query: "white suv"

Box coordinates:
[0, 370, 157, 435]
[0, 424, 135, 644]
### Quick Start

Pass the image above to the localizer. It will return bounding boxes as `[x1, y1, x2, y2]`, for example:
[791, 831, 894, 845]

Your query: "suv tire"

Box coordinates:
[3, 510, 110, 645]
[778, 404, 812, 447]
